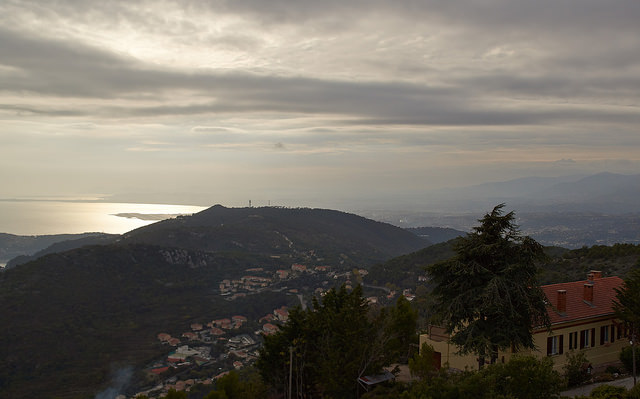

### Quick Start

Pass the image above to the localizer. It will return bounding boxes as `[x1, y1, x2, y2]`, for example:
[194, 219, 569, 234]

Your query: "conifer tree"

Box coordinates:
[428, 204, 549, 367]
[613, 267, 640, 385]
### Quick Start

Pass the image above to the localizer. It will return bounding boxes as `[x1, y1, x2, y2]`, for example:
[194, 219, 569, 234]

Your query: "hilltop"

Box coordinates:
[122, 205, 429, 266]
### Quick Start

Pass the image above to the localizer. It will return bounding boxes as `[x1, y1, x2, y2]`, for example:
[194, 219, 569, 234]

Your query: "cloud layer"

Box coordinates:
[1, 0, 639, 208]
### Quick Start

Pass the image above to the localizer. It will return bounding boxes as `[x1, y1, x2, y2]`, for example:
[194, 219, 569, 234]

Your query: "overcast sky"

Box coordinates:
[1, 0, 639, 209]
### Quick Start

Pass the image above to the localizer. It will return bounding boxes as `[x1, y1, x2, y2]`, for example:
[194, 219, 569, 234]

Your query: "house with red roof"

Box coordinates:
[274, 306, 289, 322]
[263, 323, 279, 334]
[210, 327, 225, 336]
[157, 333, 172, 342]
[419, 271, 628, 372]
[291, 264, 307, 272]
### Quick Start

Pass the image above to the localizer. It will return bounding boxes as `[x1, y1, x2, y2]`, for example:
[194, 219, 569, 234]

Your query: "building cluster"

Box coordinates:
[139, 302, 294, 398]
[217, 263, 337, 299]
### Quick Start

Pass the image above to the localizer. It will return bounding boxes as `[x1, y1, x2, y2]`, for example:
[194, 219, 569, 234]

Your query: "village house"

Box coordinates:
[157, 333, 172, 342]
[291, 263, 307, 273]
[259, 313, 275, 323]
[210, 327, 225, 336]
[419, 271, 627, 372]
[263, 323, 279, 334]
[274, 306, 289, 322]
[276, 269, 289, 279]
[232, 315, 248, 324]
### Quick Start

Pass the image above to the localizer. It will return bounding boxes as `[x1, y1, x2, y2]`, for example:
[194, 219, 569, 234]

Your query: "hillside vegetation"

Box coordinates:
[0, 205, 429, 399]
[123, 205, 429, 266]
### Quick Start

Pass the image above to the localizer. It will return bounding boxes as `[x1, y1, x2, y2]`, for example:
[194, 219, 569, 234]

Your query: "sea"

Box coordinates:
[0, 200, 207, 236]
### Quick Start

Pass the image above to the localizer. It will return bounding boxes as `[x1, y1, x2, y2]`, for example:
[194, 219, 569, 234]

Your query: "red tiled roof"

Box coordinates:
[150, 366, 169, 375]
[542, 276, 623, 325]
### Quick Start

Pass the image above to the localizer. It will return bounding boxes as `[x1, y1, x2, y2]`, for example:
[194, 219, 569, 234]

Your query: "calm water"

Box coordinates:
[0, 201, 207, 235]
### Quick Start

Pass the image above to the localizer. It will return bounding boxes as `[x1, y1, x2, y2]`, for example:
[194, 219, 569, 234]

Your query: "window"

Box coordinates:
[569, 331, 578, 350]
[601, 326, 609, 345]
[547, 335, 564, 356]
[580, 329, 595, 349]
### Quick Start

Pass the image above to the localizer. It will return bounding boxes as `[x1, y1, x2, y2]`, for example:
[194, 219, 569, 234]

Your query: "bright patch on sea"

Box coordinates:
[0, 201, 207, 235]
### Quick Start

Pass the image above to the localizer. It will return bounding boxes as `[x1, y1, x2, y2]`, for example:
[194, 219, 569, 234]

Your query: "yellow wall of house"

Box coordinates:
[533, 318, 628, 372]
[420, 317, 627, 372]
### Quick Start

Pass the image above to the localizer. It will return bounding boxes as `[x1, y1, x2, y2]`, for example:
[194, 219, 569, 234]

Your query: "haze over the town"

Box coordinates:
[1, 0, 639, 210]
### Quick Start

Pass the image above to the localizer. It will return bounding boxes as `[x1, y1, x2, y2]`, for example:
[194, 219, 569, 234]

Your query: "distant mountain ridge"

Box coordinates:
[430, 172, 640, 213]
[0, 232, 113, 264]
[5, 233, 119, 268]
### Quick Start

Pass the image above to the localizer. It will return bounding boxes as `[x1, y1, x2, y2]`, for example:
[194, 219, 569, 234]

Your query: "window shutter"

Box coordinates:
[580, 330, 585, 349]
[591, 328, 596, 347]
[559, 334, 564, 354]
[547, 337, 553, 356]
[600, 326, 605, 345]
[611, 325, 616, 343]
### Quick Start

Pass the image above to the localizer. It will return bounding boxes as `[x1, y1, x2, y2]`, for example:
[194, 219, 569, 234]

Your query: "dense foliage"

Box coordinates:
[564, 350, 592, 387]
[366, 241, 455, 288]
[0, 244, 295, 399]
[365, 355, 563, 399]
[539, 244, 640, 284]
[614, 267, 640, 380]
[428, 204, 550, 366]
[256, 285, 417, 398]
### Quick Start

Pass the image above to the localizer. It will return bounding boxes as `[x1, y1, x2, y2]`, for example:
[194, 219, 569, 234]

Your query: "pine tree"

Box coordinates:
[428, 204, 549, 367]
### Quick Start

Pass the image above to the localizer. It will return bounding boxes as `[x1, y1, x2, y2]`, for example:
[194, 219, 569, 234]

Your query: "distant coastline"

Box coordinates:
[112, 213, 191, 221]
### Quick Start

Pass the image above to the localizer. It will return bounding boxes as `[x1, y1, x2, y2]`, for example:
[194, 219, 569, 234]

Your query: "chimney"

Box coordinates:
[584, 283, 594, 303]
[557, 290, 567, 314]
[589, 270, 602, 280]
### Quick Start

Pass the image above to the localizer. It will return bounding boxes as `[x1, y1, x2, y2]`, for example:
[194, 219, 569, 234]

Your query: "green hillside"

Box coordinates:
[0, 206, 429, 398]
[0, 243, 293, 399]
[123, 205, 429, 266]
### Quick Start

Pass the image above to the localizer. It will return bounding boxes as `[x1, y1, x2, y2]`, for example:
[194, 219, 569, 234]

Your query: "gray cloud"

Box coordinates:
[1, 0, 639, 205]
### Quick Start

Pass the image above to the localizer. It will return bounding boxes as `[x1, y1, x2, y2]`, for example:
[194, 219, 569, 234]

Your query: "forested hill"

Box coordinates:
[0, 206, 431, 398]
[366, 241, 640, 289]
[538, 243, 640, 284]
[405, 226, 466, 244]
[122, 205, 430, 266]
[0, 243, 292, 399]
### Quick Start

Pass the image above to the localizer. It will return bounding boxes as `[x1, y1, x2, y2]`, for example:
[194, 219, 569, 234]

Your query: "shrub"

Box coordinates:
[564, 351, 591, 387]
[589, 384, 626, 399]
[605, 365, 621, 375]
[409, 343, 438, 380]
[627, 383, 640, 399]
